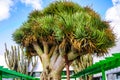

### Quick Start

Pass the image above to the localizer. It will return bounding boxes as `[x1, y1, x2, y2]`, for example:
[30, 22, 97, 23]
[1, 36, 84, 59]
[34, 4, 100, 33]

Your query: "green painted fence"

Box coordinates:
[71, 52, 120, 80]
[0, 52, 120, 80]
[0, 66, 39, 80]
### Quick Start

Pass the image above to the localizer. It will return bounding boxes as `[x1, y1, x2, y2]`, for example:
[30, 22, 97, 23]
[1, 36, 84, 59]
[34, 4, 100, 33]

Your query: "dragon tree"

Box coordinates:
[12, 1, 116, 80]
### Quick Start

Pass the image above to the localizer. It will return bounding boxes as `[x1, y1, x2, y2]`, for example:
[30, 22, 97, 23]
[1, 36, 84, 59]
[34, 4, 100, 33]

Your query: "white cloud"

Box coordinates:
[20, 0, 42, 10]
[0, 0, 13, 21]
[106, 0, 120, 56]
[112, 0, 120, 5]
[105, 0, 120, 39]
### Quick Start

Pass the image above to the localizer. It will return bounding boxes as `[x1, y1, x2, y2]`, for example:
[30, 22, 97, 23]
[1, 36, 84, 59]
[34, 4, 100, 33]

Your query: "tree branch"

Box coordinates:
[48, 46, 56, 58]
[42, 41, 49, 54]
[59, 39, 66, 56]
[50, 46, 59, 68]
[33, 42, 43, 56]
[53, 55, 65, 72]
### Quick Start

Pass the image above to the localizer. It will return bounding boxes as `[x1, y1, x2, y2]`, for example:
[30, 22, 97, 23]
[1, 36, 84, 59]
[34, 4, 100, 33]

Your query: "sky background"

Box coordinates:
[0, 0, 120, 68]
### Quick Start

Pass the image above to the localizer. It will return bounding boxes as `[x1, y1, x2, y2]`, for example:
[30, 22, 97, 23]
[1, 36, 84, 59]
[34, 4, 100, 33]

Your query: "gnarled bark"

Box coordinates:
[33, 42, 67, 80]
[32, 40, 83, 80]
[39, 55, 65, 80]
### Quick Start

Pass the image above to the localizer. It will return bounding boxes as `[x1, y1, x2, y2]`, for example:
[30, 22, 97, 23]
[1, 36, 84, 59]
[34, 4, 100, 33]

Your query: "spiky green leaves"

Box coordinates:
[13, 1, 116, 56]
[12, 29, 24, 44]
[43, 1, 82, 15]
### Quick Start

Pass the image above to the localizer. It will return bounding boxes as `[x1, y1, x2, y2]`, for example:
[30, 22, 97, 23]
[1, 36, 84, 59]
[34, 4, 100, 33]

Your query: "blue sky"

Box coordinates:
[0, 0, 120, 55]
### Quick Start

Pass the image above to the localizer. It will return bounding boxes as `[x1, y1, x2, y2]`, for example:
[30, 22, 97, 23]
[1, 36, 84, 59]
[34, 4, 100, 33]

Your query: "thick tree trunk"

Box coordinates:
[40, 70, 61, 80]
[39, 54, 65, 80]
[33, 42, 81, 80]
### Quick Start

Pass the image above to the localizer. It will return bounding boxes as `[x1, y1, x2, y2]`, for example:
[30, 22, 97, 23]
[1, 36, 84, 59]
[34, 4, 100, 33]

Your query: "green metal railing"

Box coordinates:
[0, 52, 120, 80]
[71, 52, 120, 80]
[0, 66, 39, 80]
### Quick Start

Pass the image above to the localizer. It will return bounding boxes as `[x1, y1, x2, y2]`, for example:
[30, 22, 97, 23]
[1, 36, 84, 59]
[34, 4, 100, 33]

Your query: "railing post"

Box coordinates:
[101, 67, 106, 80]
[21, 77, 23, 80]
[82, 75, 86, 80]
[75, 77, 76, 80]
[0, 72, 2, 80]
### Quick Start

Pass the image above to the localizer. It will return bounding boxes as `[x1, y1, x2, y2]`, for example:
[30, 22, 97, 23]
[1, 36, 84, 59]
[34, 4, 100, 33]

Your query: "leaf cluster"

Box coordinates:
[13, 1, 116, 56]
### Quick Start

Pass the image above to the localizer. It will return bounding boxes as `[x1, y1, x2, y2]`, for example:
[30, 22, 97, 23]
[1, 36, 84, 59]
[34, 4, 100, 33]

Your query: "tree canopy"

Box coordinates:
[13, 1, 115, 57]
